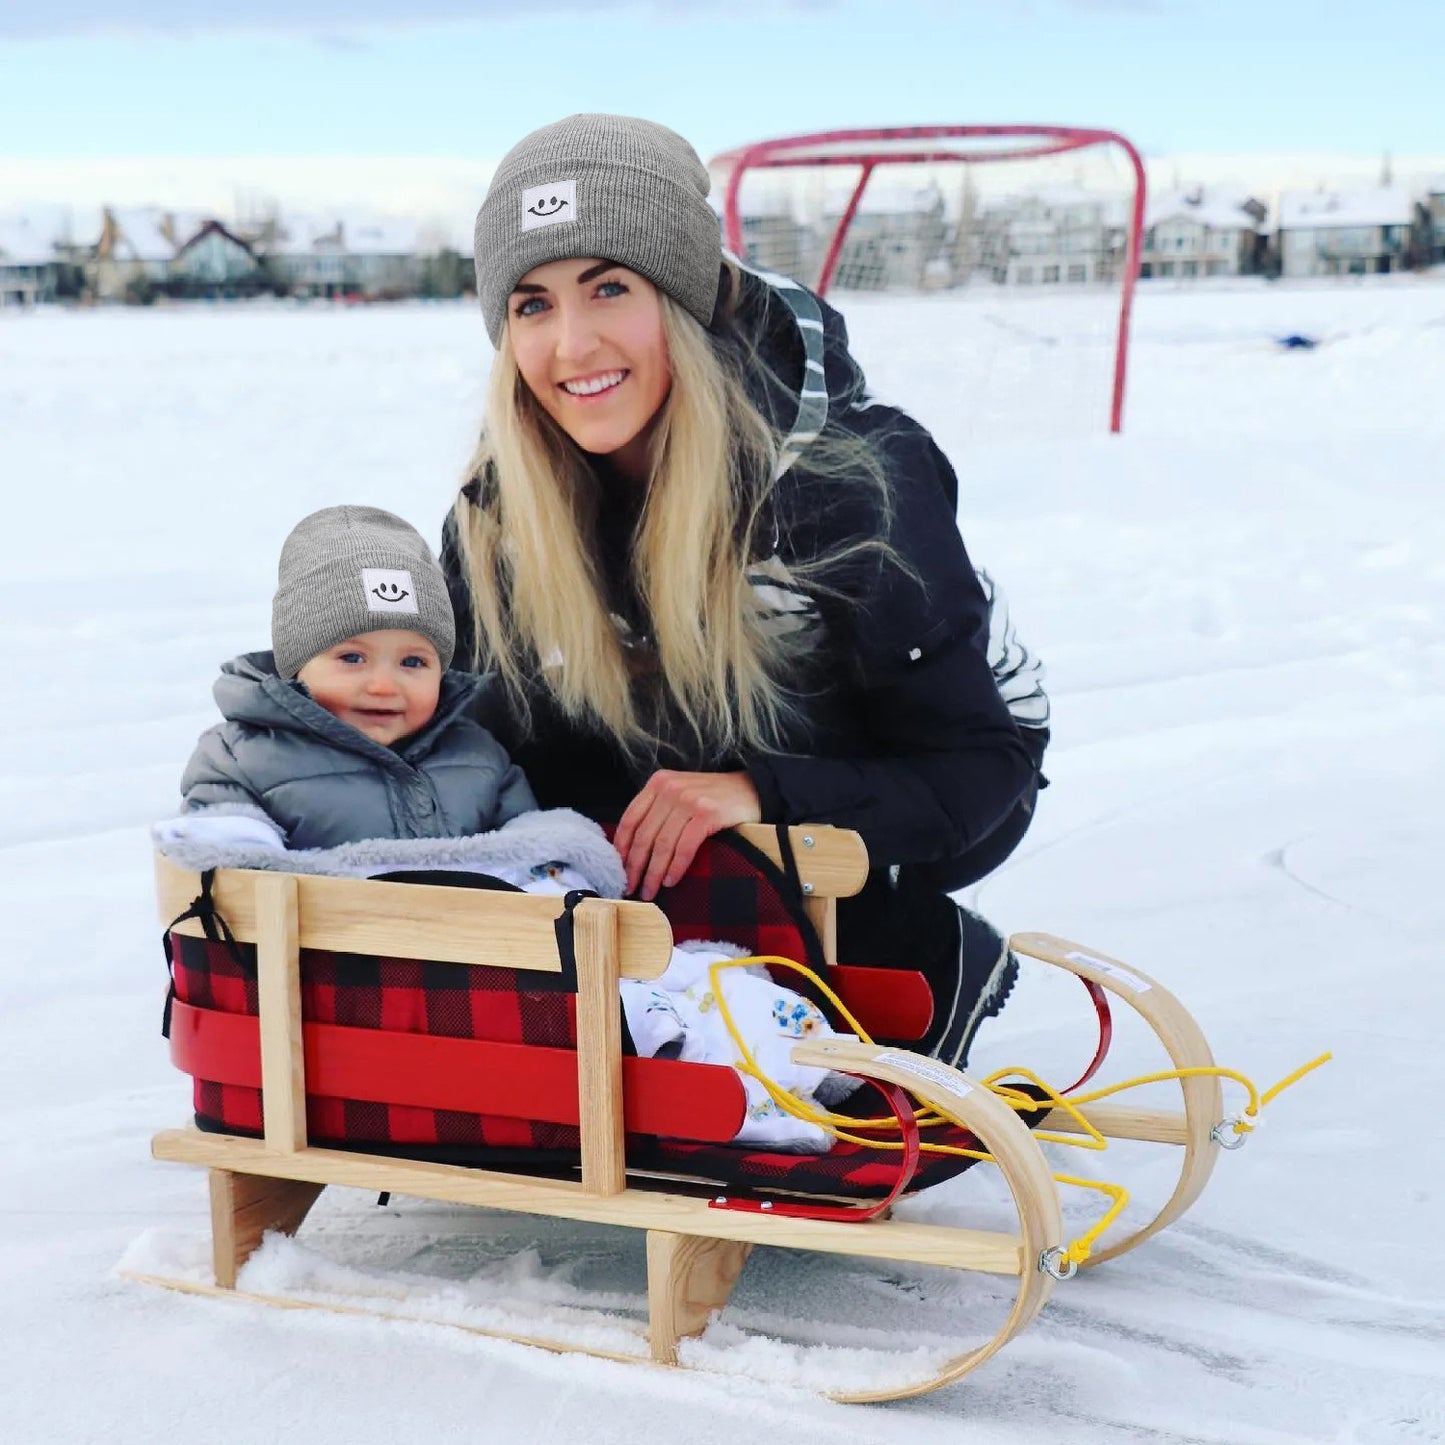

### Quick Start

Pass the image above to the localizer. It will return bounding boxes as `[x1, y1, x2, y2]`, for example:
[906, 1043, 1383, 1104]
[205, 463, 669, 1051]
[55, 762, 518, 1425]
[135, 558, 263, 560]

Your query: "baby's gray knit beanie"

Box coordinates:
[473, 113, 721, 347]
[271, 506, 456, 678]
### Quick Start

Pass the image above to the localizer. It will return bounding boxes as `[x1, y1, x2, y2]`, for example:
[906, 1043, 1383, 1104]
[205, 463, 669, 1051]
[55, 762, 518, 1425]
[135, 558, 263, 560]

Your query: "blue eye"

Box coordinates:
[338, 651, 364, 664]
[514, 296, 547, 318]
[597, 279, 627, 299]
[400, 655, 430, 669]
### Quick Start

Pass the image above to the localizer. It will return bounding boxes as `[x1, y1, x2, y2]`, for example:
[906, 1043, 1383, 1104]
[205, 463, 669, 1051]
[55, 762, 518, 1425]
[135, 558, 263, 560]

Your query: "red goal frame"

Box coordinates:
[710, 125, 1147, 433]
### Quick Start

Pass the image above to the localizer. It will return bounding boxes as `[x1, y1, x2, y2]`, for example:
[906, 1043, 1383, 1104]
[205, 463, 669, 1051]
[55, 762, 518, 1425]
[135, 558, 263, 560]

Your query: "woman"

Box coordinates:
[442, 114, 1049, 1068]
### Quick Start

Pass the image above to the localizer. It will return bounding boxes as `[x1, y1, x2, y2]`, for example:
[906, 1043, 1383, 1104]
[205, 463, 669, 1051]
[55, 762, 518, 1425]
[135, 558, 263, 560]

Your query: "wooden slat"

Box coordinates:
[1037, 1104, 1188, 1146]
[208, 1170, 324, 1288]
[155, 853, 673, 979]
[574, 900, 625, 1196]
[731, 824, 868, 898]
[151, 1129, 1026, 1274]
[255, 873, 305, 1153]
[646, 1232, 753, 1365]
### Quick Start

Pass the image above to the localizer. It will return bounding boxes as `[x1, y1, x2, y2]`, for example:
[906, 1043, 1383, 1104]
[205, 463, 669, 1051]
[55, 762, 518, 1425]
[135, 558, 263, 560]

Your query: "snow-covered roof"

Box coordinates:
[248, 212, 421, 257]
[103, 207, 210, 262]
[1146, 188, 1262, 232]
[342, 217, 420, 256]
[1277, 187, 1414, 230]
[0, 217, 56, 266]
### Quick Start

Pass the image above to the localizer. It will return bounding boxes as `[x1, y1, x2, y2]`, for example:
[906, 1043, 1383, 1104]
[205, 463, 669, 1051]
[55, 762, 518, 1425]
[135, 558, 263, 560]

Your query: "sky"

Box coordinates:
[3, 0, 1443, 223]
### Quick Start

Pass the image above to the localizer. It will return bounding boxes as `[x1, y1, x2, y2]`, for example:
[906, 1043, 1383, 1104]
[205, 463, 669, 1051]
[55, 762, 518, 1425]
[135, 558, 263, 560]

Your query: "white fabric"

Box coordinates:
[617, 941, 857, 1153]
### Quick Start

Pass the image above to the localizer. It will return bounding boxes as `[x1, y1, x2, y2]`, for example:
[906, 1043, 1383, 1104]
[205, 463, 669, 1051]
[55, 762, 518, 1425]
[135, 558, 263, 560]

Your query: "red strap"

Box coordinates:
[829, 965, 933, 1040]
[1061, 978, 1114, 1095]
[168, 999, 745, 1143]
[709, 1075, 923, 1222]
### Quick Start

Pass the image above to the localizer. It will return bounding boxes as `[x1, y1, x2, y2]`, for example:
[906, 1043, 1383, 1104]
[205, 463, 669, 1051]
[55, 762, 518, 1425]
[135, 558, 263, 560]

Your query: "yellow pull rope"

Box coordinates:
[701, 953, 1329, 1267]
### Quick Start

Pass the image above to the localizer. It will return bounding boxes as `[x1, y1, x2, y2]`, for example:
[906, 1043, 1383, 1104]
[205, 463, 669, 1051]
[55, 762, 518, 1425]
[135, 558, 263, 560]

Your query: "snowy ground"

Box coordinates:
[3, 275, 1443, 1443]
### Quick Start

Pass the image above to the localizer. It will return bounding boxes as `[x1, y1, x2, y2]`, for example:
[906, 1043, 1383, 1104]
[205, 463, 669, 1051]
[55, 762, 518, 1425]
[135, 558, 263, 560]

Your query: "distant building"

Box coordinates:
[0, 217, 60, 306]
[248, 214, 423, 297]
[978, 188, 1129, 287]
[1422, 178, 1445, 266]
[1141, 188, 1266, 279]
[170, 220, 261, 295]
[88, 208, 192, 300]
[1276, 187, 1414, 278]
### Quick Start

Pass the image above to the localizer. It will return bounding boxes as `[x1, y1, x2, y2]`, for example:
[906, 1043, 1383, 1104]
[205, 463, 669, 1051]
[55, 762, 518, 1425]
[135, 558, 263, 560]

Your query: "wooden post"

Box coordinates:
[574, 901, 625, 1196]
[209, 1170, 324, 1288]
[646, 1232, 753, 1365]
[255, 872, 306, 1153]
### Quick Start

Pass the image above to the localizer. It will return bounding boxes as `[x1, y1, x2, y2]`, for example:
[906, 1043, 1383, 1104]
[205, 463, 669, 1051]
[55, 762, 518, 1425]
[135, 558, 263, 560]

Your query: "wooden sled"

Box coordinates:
[143, 825, 1229, 1402]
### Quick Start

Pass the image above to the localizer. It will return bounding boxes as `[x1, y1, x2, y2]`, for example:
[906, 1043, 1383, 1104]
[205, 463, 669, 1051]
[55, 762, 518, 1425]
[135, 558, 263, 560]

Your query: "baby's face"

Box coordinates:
[296, 629, 441, 746]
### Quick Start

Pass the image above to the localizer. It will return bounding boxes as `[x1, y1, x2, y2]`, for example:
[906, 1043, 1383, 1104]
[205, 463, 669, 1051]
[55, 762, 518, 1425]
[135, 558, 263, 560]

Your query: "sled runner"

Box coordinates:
[141, 824, 1278, 1401]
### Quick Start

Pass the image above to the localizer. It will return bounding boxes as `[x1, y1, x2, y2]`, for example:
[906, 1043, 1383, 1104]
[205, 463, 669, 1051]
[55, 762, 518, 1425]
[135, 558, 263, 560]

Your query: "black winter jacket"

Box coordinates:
[441, 267, 1042, 874]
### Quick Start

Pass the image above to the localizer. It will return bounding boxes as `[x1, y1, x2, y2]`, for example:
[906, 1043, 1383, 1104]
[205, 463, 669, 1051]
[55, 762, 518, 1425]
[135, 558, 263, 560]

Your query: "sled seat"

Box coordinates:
[161, 825, 949, 1196]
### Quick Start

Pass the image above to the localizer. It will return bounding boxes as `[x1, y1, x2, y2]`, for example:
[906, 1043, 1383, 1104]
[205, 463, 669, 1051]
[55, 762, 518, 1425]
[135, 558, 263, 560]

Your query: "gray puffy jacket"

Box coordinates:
[180, 652, 537, 849]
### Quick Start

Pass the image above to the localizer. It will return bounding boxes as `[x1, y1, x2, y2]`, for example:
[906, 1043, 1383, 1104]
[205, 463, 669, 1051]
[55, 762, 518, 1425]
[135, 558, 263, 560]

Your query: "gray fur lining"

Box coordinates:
[155, 807, 626, 898]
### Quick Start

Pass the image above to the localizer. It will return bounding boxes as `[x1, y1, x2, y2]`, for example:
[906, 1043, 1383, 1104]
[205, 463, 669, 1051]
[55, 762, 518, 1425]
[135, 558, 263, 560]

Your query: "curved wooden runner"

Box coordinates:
[790, 1039, 1064, 1403]
[1009, 932, 1223, 1267]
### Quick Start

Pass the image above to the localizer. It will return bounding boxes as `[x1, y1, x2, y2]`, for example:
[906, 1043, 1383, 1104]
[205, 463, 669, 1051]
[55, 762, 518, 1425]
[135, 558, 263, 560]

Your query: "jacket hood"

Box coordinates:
[720, 260, 871, 472]
[213, 651, 484, 763]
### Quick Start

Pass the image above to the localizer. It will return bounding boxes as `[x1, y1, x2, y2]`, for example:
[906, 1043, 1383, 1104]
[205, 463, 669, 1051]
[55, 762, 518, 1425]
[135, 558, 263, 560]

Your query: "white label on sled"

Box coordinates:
[875, 1050, 973, 1100]
[1066, 950, 1150, 993]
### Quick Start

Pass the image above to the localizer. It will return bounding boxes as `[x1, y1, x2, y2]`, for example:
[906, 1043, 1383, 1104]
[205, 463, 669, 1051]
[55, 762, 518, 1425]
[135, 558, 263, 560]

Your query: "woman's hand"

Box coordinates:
[614, 770, 762, 900]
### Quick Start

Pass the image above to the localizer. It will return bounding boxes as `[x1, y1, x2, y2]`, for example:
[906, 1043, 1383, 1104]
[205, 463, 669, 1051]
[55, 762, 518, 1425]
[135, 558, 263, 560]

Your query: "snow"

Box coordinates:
[3, 276, 1444, 1442]
[0, 216, 57, 266]
[1277, 186, 1415, 230]
[1146, 188, 1261, 233]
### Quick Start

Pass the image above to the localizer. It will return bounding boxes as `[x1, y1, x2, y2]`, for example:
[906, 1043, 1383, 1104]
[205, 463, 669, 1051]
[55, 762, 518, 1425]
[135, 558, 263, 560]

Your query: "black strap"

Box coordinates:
[160, 868, 251, 1038]
[774, 822, 805, 899]
[550, 888, 599, 993]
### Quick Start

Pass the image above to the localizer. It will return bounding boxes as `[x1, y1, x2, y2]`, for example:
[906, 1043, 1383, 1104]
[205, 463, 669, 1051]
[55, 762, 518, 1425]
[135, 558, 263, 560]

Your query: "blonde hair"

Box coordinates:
[452, 265, 889, 758]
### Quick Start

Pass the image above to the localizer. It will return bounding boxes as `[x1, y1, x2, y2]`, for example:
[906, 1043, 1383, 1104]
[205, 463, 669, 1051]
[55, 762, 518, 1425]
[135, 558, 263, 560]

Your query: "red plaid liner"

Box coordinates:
[166, 835, 977, 1196]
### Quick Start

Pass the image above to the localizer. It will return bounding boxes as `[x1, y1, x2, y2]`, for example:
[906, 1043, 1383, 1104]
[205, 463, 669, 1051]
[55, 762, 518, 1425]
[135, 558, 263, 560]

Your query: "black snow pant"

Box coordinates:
[835, 729, 1046, 1064]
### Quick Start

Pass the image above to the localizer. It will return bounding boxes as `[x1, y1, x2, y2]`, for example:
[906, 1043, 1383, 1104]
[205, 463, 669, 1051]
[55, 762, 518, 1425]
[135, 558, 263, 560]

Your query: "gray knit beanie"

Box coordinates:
[271, 506, 455, 678]
[473, 113, 721, 347]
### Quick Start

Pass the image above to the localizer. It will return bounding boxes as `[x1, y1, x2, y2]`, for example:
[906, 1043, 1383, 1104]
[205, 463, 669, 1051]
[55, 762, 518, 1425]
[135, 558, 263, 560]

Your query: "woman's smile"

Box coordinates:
[560, 368, 629, 399]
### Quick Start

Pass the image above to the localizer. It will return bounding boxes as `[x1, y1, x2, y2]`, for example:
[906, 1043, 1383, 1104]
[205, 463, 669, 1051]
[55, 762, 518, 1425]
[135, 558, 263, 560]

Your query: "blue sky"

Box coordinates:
[5, 0, 1442, 163]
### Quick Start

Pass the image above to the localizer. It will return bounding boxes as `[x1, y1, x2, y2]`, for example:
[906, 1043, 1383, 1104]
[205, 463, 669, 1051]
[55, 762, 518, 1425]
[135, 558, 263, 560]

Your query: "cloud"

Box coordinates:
[0, 1, 747, 40]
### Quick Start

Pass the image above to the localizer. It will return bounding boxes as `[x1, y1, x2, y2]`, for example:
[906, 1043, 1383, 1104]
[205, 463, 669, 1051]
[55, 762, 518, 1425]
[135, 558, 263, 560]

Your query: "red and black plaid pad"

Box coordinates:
[170, 928, 584, 1151]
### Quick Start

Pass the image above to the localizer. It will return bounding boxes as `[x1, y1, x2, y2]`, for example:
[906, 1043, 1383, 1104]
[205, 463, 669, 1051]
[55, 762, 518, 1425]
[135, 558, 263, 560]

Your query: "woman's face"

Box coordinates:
[507, 258, 672, 479]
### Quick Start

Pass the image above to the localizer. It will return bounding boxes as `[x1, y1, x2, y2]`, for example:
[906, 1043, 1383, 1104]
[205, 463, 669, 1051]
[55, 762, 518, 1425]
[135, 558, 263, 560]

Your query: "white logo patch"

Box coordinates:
[362, 568, 418, 614]
[521, 179, 577, 232]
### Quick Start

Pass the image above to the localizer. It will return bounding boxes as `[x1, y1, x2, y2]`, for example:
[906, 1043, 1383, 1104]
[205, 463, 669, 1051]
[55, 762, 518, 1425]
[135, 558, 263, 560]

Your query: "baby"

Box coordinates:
[171, 504, 537, 854]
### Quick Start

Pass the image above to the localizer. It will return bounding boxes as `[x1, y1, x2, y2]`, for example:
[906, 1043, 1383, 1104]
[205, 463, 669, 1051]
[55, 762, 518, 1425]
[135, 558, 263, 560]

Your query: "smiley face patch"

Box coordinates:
[521, 179, 577, 232]
[361, 568, 419, 614]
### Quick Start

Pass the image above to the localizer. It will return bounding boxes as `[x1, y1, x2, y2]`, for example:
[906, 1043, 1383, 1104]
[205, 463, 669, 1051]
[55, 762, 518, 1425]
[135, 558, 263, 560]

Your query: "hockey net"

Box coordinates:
[709, 126, 1146, 440]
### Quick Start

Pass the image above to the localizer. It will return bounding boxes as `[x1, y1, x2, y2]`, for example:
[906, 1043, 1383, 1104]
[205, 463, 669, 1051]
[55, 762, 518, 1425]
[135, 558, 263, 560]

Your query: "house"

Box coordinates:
[1421, 178, 1445, 266]
[1141, 188, 1266, 279]
[249, 214, 423, 298]
[0, 217, 61, 306]
[169, 220, 261, 296]
[342, 218, 424, 297]
[1276, 187, 1414, 278]
[827, 183, 949, 291]
[87, 207, 205, 300]
[977, 187, 1129, 287]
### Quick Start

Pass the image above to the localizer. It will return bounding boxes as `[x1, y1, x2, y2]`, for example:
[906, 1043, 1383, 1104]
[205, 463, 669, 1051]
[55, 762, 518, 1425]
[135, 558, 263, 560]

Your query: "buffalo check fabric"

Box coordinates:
[166, 836, 992, 1198]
